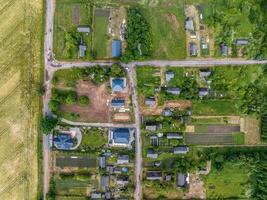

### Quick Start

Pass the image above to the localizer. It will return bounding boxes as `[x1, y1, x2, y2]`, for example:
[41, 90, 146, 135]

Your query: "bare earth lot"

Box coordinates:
[61, 80, 111, 122]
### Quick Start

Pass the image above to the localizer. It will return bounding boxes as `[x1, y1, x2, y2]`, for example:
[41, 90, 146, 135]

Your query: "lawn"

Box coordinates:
[93, 8, 109, 59]
[80, 128, 107, 150]
[136, 66, 161, 97]
[143, 0, 186, 59]
[232, 132, 245, 145]
[192, 100, 240, 115]
[166, 67, 185, 87]
[53, 0, 92, 60]
[204, 162, 250, 199]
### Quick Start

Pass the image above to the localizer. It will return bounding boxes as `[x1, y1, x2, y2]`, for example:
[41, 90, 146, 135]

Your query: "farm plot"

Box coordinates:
[56, 156, 97, 168]
[185, 133, 234, 145]
[0, 0, 42, 199]
[53, 0, 92, 60]
[194, 125, 240, 133]
[93, 8, 110, 59]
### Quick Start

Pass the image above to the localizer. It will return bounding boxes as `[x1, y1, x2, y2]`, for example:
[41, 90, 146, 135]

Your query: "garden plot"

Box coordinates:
[195, 125, 240, 133]
[185, 133, 234, 145]
[56, 156, 97, 168]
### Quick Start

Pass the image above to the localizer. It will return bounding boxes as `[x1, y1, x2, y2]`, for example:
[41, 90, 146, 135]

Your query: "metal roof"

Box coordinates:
[53, 133, 73, 150]
[111, 78, 125, 93]
[166, 71, 175, 82]
[113, 128, 130, 144]
[166, 87, 181, 95]
[112, 40, 121, 58]
[111, 98, 125, 107]
[173, 146, 189, 154]
[78, 44, 86, 58]
[77, 26, 90, 33]
[177, 173, 186, 187]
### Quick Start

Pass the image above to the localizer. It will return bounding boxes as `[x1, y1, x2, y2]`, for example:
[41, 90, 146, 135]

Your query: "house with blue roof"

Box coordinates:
[53, 133, 74, 150]
[111, 98, 125, 108]
[109, 128, 134, 148]
[111, 78, 126, 93]
[112, 40, 121, 58]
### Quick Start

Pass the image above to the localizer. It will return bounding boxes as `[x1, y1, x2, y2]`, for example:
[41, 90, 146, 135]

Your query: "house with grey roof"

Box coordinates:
[220, 43, 228, 56]
[117, 155, 129, 165]
[177, 173, 189, 188]
[78, 44, 86, 58]
[101, 175, 109, 191]
[185, 17, 194, 31]
[145, 122, 158, 131]
[91, 192, 102, 199]
[163, 108, 172, 116]
[111, 78, 126, 93]
[145, 97, 156, 107]
[109, 128, 134, 147]
[166, 87, 181, 95]
[53, 133, 74, 150]
[173, 146, 189, 154]
[199, 68, 211, 79]
[114, 167, 122, 174]
[167, 133, 183, 139]
[77, 26, 90, 34]
[190, 43, 198, 56]
[147, 149, 158, 159]
[98, 156, 106, 169]
[198, 88, 209, 97]
[117, 176, 128, 187]
[165, 71, 175, 82]
[236, 39, 249, 46]
[146, 171, 162, 181]
[165, 175, 172, 181]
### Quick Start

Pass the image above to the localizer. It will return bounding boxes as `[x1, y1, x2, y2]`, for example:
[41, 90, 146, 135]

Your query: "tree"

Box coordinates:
[40, 116, 58, 134]
[48, 100, 60, 112]
[79, 95, 89, 106]
[110, 64, 125, 77]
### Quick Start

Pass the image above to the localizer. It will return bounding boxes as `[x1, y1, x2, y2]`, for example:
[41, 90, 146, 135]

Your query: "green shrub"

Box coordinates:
[48, 100, 60, 112]
[79, 95, 89, 106]
[40, 116, 58, 134]
[65, 92, 77, 104]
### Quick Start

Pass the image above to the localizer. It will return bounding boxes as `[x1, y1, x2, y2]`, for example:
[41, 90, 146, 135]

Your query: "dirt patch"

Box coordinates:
[184, 173, 206, 199]
[185, 125, 195, 133]
[206, 125, 240, 133]
[60, 80, 111, 122]
[112, 112, 131, 122]
[164, 13, 180, 33]
[165, 100, 192, 109]
[242, 116, 261, 145]
[72, 4, 80, 25]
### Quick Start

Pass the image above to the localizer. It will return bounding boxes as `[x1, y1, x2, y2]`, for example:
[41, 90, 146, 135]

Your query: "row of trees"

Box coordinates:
[122, 7, 152, 62]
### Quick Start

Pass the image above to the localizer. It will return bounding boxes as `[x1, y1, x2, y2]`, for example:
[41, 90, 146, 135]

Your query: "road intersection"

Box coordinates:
[43, 0, 267, 199]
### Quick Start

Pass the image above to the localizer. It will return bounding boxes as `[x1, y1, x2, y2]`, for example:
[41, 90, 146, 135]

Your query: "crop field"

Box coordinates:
[0, 0, 42, 199]
[185, 133, 235, 145]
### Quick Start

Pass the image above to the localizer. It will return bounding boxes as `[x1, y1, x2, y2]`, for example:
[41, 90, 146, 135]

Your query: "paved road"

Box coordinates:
[128, 67, 142, 200]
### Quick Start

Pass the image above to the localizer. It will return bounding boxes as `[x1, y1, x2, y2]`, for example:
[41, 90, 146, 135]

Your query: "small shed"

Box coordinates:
[167, 133, 183, 139]
[236, 39, 248, 46]
[163, 108, 172, 116]
[166, 87, 181, 95]
[101, 175, 109, 191]
[145, 97, 156, 107]
[77, 26, 90, 33]
[78, 44, 86, 58]
[185, 17, 194, 31]
[165, 71, 175, 82]
[146, 171, 162, 181]
[190, 43, 197, 56]
[147, 149, 158, 159]
[220, 43, 228, 56]
[98, 156, 106, 169]
[111, 98, 125, 107]
[198, 88, 209, 97]
[112, 40, 122, 58]
[173, 146, 189, 154]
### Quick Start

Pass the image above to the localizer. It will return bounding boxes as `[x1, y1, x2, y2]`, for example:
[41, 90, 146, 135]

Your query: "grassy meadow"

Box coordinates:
[0, 0, 43, 199]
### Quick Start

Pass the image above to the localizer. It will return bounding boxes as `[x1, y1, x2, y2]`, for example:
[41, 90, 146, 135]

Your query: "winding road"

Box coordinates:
[43, 0, 267, 199]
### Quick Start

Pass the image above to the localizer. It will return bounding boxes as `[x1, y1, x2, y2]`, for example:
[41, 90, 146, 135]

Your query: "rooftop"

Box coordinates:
[78, 44, 86, 58]
[111, 78, 125, 93]
[112, 40, 122, 58]
[113, 128, 130, 144]
[53, 133, 73, 150]
[111, 98, 125, 107]
[165, 71, 175, 82]
[77, 26, 90, 33]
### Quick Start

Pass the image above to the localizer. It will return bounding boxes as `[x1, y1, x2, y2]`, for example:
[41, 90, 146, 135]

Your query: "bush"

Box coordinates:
[65, 92, 77, 104]
[79, 95, 89, 106]
[48, 100, 60, 112]
[109, 64, 125, 77]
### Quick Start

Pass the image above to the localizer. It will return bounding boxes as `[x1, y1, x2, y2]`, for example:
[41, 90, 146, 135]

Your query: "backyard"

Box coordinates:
[53, 0, 92, 60]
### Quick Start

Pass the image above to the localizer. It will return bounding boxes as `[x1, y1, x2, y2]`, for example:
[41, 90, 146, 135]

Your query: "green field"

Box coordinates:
[204, 162, 249, 199]
[143, 0, 186, 59]
[54, 0, 92, 60]
[93, 8, 109, 58]
[192, 100, 240, 115]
